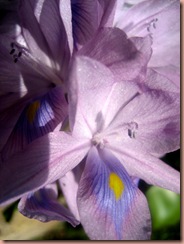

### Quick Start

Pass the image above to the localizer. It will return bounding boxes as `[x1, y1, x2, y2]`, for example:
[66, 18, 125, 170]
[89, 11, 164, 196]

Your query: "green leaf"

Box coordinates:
[146, 186, 180, 230]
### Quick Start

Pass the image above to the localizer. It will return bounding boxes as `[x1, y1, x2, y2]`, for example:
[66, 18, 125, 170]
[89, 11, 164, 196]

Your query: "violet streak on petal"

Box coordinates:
[1, 86, 68, 161]
[77, 147, 151, 240]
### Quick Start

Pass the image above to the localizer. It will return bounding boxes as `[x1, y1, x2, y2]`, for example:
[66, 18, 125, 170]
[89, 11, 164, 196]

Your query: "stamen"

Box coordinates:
[18, 51, 22, 57]
[147, 18, 158, 33]
[91, 133, 108, 149]
[127, 122, 138, 139]
[9, 42, 23, 63]
[9, 48, 15, 55]
[128, 129, 136, 138]
[14, 58, 18, 63]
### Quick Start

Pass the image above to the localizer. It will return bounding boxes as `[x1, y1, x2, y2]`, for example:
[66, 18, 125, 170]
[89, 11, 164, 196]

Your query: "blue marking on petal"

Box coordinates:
[77, 146, 139, 240]
[2, 87, 68, 161]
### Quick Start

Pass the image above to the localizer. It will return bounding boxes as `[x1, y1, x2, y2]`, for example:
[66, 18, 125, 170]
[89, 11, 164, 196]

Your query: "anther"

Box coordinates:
[10, 49, 15, 55]
[147, 18, 158, 33]
[9, 43, 23, 63]
[10, 42, 14, 48]
[127, 122, 138, 139]
[14, 58, 18, 63]
[13, 54, 18, 63]
[128, 129, 135, 139]
[18, 51, 22, 57]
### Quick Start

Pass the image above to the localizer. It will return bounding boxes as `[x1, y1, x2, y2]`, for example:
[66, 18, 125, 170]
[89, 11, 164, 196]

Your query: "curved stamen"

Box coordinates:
[147, 18, 158, 33]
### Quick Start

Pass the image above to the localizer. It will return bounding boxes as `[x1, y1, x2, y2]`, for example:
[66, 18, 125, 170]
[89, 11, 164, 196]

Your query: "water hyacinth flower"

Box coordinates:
[0, 0, 180, 241]
[0, 0, 179, 156]
[0, 56, 180, 240]
[0, 0, 118, 157]
[75, 0, 180, 97]
[0, 0, 74, 155]
[114, 0, 180, 89]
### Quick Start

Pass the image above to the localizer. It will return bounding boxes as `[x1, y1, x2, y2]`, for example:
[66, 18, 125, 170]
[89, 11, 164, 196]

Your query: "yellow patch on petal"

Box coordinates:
[26, 101, 40, 123]
[109, 173, 124, 200]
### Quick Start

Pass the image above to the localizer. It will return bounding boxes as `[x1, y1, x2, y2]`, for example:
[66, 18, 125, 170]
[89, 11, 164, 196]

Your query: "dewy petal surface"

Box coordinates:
[0, 132, 90, 206]
[77, 147, 151, 240]
[102, 81, 180, 156]
[18, 183, 79, 226]
[116, 0, 180, 68]
[78, 28, 152, 81]
[68, 56, 114, 137]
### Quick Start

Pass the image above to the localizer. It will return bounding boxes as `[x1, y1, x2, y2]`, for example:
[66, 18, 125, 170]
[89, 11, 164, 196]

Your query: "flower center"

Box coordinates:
[91, 133, 108, 149]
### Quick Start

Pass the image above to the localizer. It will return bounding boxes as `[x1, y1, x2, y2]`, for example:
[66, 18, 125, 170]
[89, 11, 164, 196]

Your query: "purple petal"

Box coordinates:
[71, 0, 99, 45]
[18, 183, 79, 227]
[77, 147, 151, 240]
[109, 143, 180, 194]
[0, 100, 25, 151]
[150, 66, 180, 91]
[117, 0, 178, 35]
[59, 0, 73, 55]
[0, 132, 90, 206]
[18, 0, 54, 66]
[104, 81, 180, 156]
[0, 37, 24, 95]
[0, 34, 61, 94]
[59, 165, 84, 221]
[79, 28, 152, 81]
[0, 32, 65, 152]
[1, 87, 68, 160]
[124, 0, 145, 4]
[97, 0, 118, 27]
[34, 0, 71, 77]
[117, 0, 180, 68]
[140, 67, 180, 93]
[100, 81, 140, 130]
[71, 0, 117, 46]
[68, 56, 114, 137]
[124, 90, 180, 155]
[19, 0, 71, 78]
